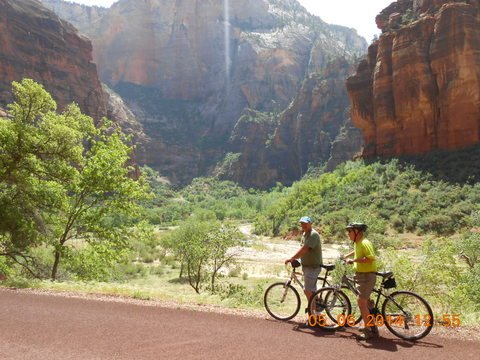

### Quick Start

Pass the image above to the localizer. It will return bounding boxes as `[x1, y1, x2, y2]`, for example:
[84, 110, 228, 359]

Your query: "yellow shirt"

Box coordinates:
[354, 238, 377, 273]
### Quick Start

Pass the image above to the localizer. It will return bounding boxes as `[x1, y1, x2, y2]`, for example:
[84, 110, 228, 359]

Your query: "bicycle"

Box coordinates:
[307, 260, 434, 340]
[263, 260, 337, 321]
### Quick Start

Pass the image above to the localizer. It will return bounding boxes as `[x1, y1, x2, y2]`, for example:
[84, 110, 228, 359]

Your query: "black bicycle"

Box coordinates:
[307, 260, 434, 340]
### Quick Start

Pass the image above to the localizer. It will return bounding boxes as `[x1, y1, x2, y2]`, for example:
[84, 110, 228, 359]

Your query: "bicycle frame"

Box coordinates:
[335, 267, 416, 326]
[286, 267, 304, 290]
[339, 271, 392, 310]
[286, 265, 333, 292]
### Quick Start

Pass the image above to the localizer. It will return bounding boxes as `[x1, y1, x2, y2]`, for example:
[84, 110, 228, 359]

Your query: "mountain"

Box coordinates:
[217, 57, 364, 187]
[0, 0, 105, 117]
[42, 0, 367, 187]
[0, 0, 145, 147]
[347, 0, 480, 158]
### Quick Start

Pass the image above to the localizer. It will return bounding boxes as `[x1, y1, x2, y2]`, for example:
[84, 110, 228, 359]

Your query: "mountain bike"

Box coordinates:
[307, 260, 434, 340]
[263, 261, 336, 321]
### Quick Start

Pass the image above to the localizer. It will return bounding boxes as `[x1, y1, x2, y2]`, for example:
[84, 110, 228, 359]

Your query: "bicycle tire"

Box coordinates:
[382, 290, 434, 340]
[307, 287, 352, 331]
[340, 285, 362, 326]
[264, 282, 301, 321]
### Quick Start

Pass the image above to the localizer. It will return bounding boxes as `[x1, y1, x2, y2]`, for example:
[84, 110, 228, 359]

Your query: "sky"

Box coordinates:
[69, 0, 394, 41]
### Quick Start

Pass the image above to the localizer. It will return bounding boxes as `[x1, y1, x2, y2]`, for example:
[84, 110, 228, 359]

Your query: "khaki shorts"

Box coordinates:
[355, 272, 376, 299]
[303, 266, 321, 292]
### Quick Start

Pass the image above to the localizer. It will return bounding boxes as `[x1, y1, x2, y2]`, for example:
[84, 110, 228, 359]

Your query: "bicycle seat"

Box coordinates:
[376, 271, 393, 278]
[321, 264, 335, 271]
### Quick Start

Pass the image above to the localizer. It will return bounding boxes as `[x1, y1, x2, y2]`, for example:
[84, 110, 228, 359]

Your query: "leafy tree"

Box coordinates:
[208, 224, 243, 292]
[0, 79, 150, 280]
[163, 220, 243, 294]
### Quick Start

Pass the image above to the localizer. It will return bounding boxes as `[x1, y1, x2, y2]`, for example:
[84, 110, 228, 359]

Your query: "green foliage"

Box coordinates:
[162, 220, 244, 294]
[253, 160, 480, 243]
[63, 240, 130, 282]
[143, 176, 264, 225]
[380, 237, 480, 322]
[215, 282, 265, 307]
[0, 79, 150, 281]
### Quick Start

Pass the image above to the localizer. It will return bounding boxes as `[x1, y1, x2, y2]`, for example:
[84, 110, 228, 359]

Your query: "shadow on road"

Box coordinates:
[291, 324, 443, 352]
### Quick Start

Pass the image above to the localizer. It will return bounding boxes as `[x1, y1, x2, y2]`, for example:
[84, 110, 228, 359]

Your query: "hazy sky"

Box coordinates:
[69, 0, 394, 41]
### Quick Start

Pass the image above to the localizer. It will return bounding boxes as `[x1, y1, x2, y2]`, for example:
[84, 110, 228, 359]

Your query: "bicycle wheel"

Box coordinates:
[308, 287, 351, 331]
[264, 282, 301, 321]
[382, 291, 434, 340]
[341, 285, 362, 326]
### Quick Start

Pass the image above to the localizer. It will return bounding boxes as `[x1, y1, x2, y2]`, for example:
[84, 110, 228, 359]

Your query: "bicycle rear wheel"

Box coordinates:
[308, 287, 351, 331]
[382, 290, 434, 340]
[264, 282, 301, 321]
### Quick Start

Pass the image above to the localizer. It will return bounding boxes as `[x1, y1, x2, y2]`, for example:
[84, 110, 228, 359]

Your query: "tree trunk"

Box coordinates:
[211, 269, 217, 293]
[51, 249, 61, 281]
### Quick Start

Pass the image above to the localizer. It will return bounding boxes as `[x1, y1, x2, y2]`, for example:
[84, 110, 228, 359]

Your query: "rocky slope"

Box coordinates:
[218, 58, 361, 188]
[0, 0, 105, 118]
[347, 0, 480, 157]
[43, 0, 366, 187]
[0, 0, 145, 145]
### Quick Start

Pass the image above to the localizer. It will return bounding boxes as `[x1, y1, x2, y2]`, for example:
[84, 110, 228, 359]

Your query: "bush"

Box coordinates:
[390, 215, 404, 233]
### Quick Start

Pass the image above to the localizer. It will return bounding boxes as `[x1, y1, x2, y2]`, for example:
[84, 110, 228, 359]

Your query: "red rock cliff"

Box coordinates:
[0, 0, 106, 118]
[44, 0, 366, 186]
[347, 0, 480, 157]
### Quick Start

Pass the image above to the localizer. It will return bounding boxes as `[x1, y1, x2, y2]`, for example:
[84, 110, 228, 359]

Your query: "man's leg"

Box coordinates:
[355, 273, 376, 339]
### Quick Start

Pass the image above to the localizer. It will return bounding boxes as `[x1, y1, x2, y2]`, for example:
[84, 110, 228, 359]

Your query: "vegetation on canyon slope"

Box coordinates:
[1, 80, 479, 324]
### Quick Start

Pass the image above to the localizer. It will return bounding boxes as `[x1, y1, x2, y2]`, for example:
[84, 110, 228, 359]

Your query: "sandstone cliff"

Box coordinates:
[218, 58, 360, 188]
[347, 0, 480, 157]
[0, 0, 105, 118]
[0, 0, 145, 145]
[44, 0, 366, 186]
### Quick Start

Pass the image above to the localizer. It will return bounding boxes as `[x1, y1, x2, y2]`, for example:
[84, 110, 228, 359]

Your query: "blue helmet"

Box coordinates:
[299, 216, 312, 223]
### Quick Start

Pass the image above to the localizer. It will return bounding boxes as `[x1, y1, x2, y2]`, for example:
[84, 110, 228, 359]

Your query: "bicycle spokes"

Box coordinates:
[382, 291, 433, 340]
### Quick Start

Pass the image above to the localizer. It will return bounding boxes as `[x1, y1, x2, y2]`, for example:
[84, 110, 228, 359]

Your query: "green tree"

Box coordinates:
[163, 220, 243, 294]
[0, 79, 150, 280]
[208, 224, 243, 292]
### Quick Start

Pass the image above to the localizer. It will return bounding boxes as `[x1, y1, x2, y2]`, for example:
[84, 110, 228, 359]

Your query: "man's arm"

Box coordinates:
[347, 256, 373, 264]
[285, 245, 310, 264]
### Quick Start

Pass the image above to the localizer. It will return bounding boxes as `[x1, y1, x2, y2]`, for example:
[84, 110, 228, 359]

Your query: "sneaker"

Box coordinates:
[358, 328, 374, 340]
[299, 321, 316, 329]
[359, 326, 378, 335]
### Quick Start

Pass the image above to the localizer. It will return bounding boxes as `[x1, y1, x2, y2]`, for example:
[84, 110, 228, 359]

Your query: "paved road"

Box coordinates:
[0, 289, 478, 359]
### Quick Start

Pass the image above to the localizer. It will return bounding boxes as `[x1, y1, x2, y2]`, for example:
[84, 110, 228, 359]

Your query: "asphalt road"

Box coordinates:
[0, 289, 478, 359]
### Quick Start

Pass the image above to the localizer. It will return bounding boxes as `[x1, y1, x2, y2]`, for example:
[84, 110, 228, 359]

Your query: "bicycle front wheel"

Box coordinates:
[382, 291, 434, 340]
[264, 282, 301, 321]
[308, 287, 351, 331]
[341, 285, 362, 326]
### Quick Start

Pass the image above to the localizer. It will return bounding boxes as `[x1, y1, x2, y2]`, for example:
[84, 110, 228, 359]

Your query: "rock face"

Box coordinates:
[347, 0, 480, 157]
[0, 0, 105, 118]
[43, 0, 366, 186]
[218, 58, 360, 188]
[0, 0, 145, 147]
